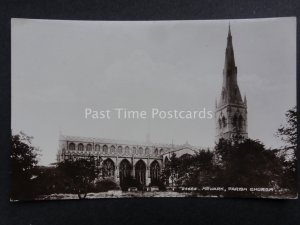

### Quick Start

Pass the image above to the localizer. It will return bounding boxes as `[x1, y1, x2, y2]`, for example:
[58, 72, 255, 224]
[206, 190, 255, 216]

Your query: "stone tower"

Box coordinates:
[215, 25, 248, 140]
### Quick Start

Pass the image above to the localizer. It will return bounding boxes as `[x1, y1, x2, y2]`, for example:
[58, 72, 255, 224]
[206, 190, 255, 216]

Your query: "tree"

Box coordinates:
[57, 157, 99, 199]
[11, 131, 39, 200]
[215, 138, 288, 197]
[187, 150, 215, 187]
[161, 150, 215, 189]
[276, 106, 297, 160]
[161, 153, 180, 189]
[275, 106, 297, 195]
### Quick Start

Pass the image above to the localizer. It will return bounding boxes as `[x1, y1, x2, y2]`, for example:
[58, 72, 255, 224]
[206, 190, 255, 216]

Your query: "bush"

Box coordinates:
[31, 166, 78, 196]
[93, 178, 120, 192]
[120, 176, 143, 191]
[149, 180, 166, 191]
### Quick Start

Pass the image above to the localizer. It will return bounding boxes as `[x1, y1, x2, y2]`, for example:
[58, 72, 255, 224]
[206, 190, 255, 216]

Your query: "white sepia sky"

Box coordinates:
[11, 18, 296, 165]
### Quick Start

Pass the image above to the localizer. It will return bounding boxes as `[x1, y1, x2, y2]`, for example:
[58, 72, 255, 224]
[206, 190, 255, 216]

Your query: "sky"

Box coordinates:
[11, 18, 296, 165]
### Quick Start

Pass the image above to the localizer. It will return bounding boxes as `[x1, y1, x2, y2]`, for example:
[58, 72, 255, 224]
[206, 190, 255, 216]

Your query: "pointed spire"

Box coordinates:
[226, 23, 233, 53]
[218, 23, 243, 107]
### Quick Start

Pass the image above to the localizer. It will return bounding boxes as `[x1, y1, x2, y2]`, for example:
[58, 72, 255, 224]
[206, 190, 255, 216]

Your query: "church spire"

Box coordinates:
[215, 24, 248, 140]
[218, 24, 243, 107]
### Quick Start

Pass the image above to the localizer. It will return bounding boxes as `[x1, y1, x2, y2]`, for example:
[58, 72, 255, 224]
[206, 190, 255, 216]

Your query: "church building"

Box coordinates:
[57, 25, 248, 188]
[56, 135, 199, 187]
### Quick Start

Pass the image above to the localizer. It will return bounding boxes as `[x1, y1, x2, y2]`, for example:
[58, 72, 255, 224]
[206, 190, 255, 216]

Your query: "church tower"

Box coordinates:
[215, 25, 248, 140]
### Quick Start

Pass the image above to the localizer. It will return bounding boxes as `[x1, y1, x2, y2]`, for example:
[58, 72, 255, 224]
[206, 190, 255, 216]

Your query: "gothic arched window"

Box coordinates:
[103, 159, 115, 178]
[86, 144, 92, 151]
[150, 161, 160, 184]
[103, 145, 108, 154]
[95, 144, 100, 151]
[218, 118, 222, 129]
[125, 146, 130, 155]
[110, 145, 116, 154]
[232, 114, 238, 128]
[135, 160, 146, 185]
[78, 143, 84, 151]
[222, 116, 227, 128]
[145, 147, 149, 155]
[238, 115, 243, 129]
[138, 147, 143, 155]
[119, 159, 132, 184]
[69, 143, 75, 150]
[118, 146, 123, 155]
[132, 147, 137, 155]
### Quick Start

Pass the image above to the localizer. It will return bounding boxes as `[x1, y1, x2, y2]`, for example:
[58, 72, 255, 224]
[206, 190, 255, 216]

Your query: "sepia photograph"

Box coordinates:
[11, 17, 297, 201]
